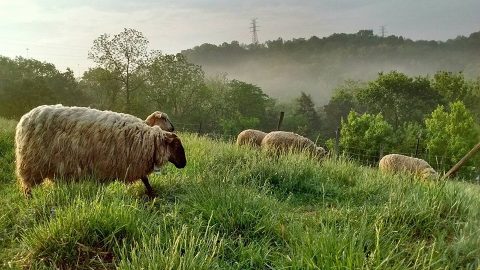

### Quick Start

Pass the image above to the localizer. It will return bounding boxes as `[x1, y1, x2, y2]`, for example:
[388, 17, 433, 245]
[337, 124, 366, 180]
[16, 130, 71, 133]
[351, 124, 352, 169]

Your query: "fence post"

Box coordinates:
[198, 122, 202, 134]
[334, 128, 340, 156]
[276, 111, 285, 130]
[415, 133, 421, 157]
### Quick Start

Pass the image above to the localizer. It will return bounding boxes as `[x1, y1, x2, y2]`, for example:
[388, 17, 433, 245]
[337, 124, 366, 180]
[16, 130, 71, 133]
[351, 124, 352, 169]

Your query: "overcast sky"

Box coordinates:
[1, 0, 478, 76]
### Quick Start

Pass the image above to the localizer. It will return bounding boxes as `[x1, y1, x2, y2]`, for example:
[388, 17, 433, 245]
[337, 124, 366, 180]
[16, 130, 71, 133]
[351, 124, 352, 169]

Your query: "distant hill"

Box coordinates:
[182, 30, 480, 104]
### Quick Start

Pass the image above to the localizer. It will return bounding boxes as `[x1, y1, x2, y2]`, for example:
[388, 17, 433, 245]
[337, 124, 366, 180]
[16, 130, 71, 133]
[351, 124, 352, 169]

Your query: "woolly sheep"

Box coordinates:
[236, 129, 267, 147]
[15, 104, 186, 197]
[261, 131, 326, 158]
[378, 154, 438, 180]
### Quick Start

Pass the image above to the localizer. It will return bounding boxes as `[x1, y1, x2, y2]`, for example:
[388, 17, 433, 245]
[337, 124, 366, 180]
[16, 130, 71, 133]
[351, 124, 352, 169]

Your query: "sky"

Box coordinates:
[0, 0, 479, 76]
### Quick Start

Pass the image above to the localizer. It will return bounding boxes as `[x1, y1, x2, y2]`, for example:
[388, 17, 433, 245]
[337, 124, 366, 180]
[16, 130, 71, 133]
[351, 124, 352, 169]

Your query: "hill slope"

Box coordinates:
[183, 31, 480, 104]
[0, 119, 479, 268]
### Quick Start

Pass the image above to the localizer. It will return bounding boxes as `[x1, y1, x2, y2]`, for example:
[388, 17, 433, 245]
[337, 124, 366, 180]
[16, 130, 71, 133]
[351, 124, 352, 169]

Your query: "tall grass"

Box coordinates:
[0, 120, 479, 269]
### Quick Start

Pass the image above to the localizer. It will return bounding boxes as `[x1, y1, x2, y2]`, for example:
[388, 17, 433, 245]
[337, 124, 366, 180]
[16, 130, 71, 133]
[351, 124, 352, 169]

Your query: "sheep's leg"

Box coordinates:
[141, 176, 156, 197]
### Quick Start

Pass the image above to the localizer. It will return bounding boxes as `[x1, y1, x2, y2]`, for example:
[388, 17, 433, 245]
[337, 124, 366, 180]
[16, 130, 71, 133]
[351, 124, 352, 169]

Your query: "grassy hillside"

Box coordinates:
[1, 118, 479, 269]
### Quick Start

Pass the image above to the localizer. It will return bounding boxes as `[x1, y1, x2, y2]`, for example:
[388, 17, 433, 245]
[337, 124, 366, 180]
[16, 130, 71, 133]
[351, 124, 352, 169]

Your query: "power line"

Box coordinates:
[379, 25, 387, 38]
[250, 18, 259, 45]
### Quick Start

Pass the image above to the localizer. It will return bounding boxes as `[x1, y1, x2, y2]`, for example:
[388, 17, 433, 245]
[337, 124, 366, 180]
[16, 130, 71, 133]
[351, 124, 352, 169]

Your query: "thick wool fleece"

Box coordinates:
[236, 129, 267, 147]
[379, 154, 438, 179]
[15, 105, 170, 194]
[261, 131, 325, 157]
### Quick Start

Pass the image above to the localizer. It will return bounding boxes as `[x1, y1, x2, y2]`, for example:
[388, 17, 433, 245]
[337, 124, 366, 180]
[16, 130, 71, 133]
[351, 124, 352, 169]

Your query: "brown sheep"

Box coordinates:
[15, 105, 186, 197]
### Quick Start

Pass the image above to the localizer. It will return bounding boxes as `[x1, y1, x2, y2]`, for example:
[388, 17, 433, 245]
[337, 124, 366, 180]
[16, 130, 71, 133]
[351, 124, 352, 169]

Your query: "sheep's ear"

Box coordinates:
[145, 113, 155, 126]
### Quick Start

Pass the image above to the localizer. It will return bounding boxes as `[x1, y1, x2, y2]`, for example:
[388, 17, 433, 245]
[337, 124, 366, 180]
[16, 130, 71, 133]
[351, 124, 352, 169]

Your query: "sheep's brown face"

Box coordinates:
[145, 111, 175, 132]
[165, 133, 186, 168]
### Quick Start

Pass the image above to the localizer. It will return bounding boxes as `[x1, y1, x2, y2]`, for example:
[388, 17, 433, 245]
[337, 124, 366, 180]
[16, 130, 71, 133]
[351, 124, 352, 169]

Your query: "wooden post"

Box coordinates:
[198, 122, 202, 134]
[444, 142, 480, 178]
[415, 134, 421, 157]
[276, 111, 285, 130]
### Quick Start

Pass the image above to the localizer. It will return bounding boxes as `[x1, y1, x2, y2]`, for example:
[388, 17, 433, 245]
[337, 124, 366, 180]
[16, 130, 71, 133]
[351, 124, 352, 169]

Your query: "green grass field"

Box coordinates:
[1, 118, 479, 269]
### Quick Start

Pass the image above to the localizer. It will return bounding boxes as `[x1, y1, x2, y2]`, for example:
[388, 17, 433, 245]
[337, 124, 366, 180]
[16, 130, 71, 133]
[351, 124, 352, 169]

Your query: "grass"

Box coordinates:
[0, 117, 479, 269]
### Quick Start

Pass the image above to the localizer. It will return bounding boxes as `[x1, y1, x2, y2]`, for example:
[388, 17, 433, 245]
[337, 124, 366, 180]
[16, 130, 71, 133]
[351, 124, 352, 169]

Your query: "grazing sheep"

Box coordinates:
[15, 104, 186, 197]
[236, 129, 267, 147]
[145, 111, 175, 132]
[261, 131, 326, 158]
[378, 154, 438, 180]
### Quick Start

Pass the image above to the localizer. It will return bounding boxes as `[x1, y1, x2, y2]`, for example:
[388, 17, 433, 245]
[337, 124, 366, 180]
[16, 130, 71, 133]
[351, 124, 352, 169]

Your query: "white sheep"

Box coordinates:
[15, 104, 186, 197]
[236, 129, 267, 147]
[261, 131, 326, 158]
[378, 154, 438, 180]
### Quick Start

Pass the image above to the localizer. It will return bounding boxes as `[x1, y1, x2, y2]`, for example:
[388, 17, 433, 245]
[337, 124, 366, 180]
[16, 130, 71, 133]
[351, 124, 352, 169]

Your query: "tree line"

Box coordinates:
[182, 30, 480, 104]
[0, 28, 479, 177]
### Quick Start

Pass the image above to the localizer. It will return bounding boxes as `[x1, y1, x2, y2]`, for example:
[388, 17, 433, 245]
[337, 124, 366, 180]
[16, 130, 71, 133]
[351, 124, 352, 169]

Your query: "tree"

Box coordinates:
[219, 80, 271, 137]
[322, 80, 365, 134]
[340, 111, 393, 163]
[390, 122, 426, 156]
[425, 101, 480, 177]
[432, 71, 471, 102]
[147, 53, 207, 123]
[294, 92, 320, 138]
[432, 71, 480, 122]
[357, 71, 442, 128]
[88, 28, 156, 113]
[0, 57, 88, 119]
[80, 68, 123, 111]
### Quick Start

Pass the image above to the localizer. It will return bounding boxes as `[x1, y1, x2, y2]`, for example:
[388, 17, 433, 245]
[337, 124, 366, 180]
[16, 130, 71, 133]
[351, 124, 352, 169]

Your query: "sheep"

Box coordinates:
[236, 129, 267, 147]
[378, 154, 438, 180]
[15, 104, 186, 197]
[145, 111, 175, 131]
[261, 131, 326, 158]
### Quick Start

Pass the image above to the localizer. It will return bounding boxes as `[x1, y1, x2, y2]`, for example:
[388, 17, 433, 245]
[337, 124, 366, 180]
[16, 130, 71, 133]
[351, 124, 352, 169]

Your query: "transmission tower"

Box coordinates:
[379, 25, 387, 37]
[250, 18, 259, 45]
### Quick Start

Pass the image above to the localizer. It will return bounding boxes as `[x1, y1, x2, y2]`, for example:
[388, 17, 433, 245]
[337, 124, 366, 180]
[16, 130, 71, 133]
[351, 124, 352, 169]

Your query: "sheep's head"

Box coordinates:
[421, 167, 439, 180]
[145, 111, 175, 132]
[163, 132, 186, 168]
[315, 146, 326, 157]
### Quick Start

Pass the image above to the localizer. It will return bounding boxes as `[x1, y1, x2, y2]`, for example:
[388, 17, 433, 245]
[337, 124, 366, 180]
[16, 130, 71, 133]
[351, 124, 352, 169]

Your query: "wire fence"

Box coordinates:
[173, 121, 480, 180]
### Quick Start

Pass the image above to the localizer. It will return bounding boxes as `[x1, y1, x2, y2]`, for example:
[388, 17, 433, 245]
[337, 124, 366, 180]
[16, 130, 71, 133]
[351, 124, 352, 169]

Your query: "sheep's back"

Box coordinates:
[262, 131, 315, 152]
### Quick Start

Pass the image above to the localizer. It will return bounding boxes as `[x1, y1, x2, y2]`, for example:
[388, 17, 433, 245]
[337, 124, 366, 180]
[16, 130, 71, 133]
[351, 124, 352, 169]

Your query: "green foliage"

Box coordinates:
[322, 80, 365, 132]
[432, 71, 480, 122]
[88, 28, 158, 114]
[425, 101, 480, 176]
[390, 122, 426, 155]
[219, 113, 260, 138]
[357, 71, 442, 127]
[147, 53, 208, 122]
[0, 118, 16, 183]
[340, 111, 393, 163]
[294, 92, 321, 138]
[0, 57, 89, 119]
